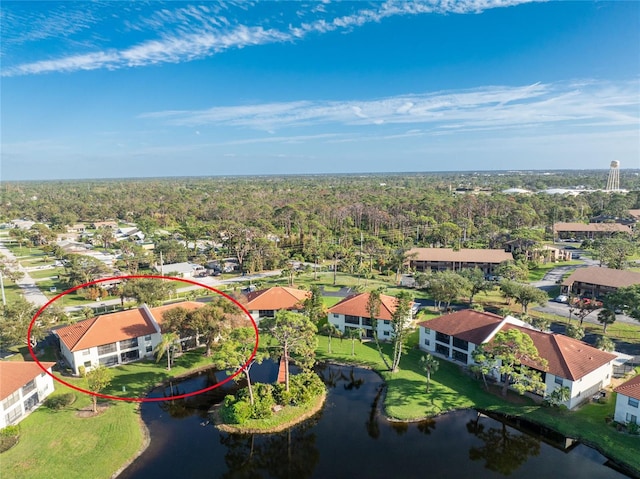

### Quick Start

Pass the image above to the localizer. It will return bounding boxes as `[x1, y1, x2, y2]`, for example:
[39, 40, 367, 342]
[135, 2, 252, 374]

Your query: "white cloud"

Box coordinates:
[140, 80, 639, 132]
[2, 0, 540, 76]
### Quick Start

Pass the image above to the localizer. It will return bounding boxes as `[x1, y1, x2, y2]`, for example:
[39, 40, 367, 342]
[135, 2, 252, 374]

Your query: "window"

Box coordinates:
[424, 339, 430, 346]
[259, 310, 275, 318]
[628, 397, 639, 408]
[453, 337, 468, 351]
[121, 350, 140, 363]
[82, 349, 91, 356]
[97, 343, 117, 355]
[333, 314, 339, 318]
[144, 335, 152, 341]
[2, 391, 20, 410]
[435, 343, 449, 357]
[84, 361, 91, 368]
[423, 327, 430, 334]
[98, 355, 118, 367]
[22, 380, 36, 396]
[119, 338, 139, 350]
[554, 377, 563, 386]
[384, 320, 390, 326]
[626, 413, 638, 425]
[146, 345, 153, 353]
[361, 317, 372, 327]
[435, 332, 451, 344]
[5, 407, 22, 425]
[345, 315, 359, 325]
[383, 331, 390, 336]
[452, 350, 468, 363]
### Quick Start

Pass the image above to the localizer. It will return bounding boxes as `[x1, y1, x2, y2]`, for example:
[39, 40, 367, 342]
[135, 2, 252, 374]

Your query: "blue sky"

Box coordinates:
[1, 0, 639, 181]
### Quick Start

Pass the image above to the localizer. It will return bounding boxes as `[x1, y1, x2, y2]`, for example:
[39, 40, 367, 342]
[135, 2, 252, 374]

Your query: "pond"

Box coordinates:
[119, 362, 631, 479]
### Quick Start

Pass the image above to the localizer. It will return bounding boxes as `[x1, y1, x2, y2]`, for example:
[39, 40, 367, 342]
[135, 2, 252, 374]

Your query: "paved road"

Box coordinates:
[62, 270, 283, 313]
[531, 258, 637, 326]
[0, 240, 50, 307]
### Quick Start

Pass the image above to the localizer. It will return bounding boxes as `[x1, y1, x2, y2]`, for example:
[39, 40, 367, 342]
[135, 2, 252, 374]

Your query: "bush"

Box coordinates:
[628, 422, 640, 436]
[272, 383, 293, 406]
[0, 425, 20, 453]
[252, 384, 275, 419]
[44, 393, 76, 410]
[289, 372, 325, 405]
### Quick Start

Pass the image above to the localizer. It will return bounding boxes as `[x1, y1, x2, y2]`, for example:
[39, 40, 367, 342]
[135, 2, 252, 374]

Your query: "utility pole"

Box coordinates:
[0, 271, 6, 306]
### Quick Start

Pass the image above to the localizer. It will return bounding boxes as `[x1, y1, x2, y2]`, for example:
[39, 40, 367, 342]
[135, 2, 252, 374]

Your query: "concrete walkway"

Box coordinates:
[0, 239, 50, 307]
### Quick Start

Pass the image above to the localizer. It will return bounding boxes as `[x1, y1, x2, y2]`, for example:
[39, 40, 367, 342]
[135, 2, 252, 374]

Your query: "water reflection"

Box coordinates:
[221, 422, 320, 479]
[120, 363, 630, 479]
[467, 413, 541, 475]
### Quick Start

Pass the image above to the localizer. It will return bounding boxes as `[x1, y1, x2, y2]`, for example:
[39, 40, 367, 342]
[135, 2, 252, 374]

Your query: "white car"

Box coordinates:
[554, 295, 569, 303]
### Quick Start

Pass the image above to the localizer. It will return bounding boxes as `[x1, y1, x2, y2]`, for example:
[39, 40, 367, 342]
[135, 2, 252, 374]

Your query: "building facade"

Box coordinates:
[0, 361, 56, 428]
[614, 375, 640, 425]
[328, 292, 413, 339]
[407, 248, 513, 275]
[418, 310, 616, 409]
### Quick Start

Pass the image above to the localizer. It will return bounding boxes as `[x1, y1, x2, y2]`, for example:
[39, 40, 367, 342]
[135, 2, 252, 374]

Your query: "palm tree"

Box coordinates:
[323, 323, 340, 354]
[154, 332, 180, 370]
[346, 328, 361, 356]
[420, 354, 440, 393]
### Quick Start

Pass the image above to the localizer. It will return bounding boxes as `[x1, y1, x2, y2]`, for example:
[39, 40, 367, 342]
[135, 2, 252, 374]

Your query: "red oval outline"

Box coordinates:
[27, 275, 259, 403]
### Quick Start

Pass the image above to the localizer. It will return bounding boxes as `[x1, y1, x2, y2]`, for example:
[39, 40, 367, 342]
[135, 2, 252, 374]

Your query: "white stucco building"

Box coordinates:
[53, 302, 204, 375]
[328, 292, 413, 340]
[243, 286, 311, 324]
[0, 361, 56, 428]
[614, 375, 640, 425]
[418, 310, 616, 410]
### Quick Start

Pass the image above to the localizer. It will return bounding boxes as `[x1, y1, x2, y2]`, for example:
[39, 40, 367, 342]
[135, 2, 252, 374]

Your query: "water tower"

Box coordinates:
[606, 160, 620, 191]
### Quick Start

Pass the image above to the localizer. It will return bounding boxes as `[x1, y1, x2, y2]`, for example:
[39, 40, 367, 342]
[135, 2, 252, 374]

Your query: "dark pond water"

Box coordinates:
[119, 362, 631, 479]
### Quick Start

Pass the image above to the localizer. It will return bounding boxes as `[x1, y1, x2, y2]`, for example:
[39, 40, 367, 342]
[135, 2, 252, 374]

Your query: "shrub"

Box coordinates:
[289, 372, 325, 405]
[272, 383, 293, 406]
[252, 384, 275, 419]
[0, 425, 20, 453]
[44, 393, 76, 410]
[628, 422, 640, 436]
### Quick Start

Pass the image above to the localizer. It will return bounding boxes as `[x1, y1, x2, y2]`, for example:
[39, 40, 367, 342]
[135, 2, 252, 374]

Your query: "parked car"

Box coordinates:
[554, 294, 569, 303]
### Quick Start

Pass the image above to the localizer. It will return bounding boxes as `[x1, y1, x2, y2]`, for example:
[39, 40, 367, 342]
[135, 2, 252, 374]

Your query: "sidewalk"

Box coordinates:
[0, 239, 50, 307]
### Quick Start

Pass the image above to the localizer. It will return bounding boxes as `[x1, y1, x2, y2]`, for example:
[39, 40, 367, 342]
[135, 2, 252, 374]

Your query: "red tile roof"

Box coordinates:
[500, 324, 616, 380]
[245, 287, 311, 311]
[149, 301, 205, 326]
[328, 292, 402, 321]
[419, 310, 616, 381]
[417, 310, 504, 344]
[407, 247, 513, 264]
[561, 266, 640, 289]
[55, 309, 157, 352]
[0, 361, 56, 401]
[554, 222, 633, 234]
[614, 375, 640, 401]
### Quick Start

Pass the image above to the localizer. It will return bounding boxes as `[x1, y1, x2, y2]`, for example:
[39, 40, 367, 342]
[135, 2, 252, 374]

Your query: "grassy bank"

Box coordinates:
[215, 392, 327, 434]
[314, 335, 640, 475]
[0, 348, 216, 479]
[1, 387, 142, 479]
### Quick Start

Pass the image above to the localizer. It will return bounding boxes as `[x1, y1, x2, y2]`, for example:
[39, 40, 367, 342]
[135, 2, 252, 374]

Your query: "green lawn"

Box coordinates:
[0, 277, 24, 305]
[1, 384, 142, 479]
[315, 334, 640, 475]
[28, 267, 64, 279]
[0, 348, 218, 479]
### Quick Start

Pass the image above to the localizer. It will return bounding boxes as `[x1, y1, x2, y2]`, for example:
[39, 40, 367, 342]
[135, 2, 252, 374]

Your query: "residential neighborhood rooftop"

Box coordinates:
[55, 309, 157, 352]
[0, 361, 56, 400]
[406, 247, 513, 264]
[419, 310, 616, 381]
[245, 286, 311, 311]
[614, 374, 640, 401]
[328, 292, 402, 321]
[561, 266, 640, 289]
[553, 222, 633, 234]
